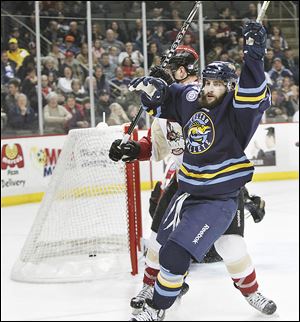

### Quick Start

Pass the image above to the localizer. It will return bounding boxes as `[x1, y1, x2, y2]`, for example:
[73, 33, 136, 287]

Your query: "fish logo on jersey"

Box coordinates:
[185, 112, 215, 154]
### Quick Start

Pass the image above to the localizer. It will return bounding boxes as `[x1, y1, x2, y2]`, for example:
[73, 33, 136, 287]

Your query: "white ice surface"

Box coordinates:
[1, 180, 299, 321]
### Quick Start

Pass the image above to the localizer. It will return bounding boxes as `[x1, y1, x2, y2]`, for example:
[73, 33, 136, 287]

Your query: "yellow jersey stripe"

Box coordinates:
[180, 162, 254, 179]
[235, 87, 267, 102]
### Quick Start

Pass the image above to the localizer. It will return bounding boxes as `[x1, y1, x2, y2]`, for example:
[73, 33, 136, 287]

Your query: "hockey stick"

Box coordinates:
[122, 1, 201, 144]
[247, 1, 270, 45]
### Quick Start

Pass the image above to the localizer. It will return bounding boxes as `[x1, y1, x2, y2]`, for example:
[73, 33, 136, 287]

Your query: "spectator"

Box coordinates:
[70, 78, 87, 105]
[129, 19, 143, 50]
[64, 94, 89, 131]
[100, 53, 117, 81]
[264, 48, 275, 72]
[92, 39, 105, 61]
[110, 21, 127, 43]
[76, 43, 97, 69]
[1, 51, 17, 85]
[94, 65, 110, 95]
[242, 3, 257, 20]
[21, 67, 38, 112]
[95, 89, 113, 123]
[280, 77, 298, 119]
[6, 38, 29, 71]
[43, 20, 65, 45]
[42, 56, 60, 84]
[118, 42, 144, 67]
[43, 92, 72, 133]
[265, 89, 288, 122]
[60, 51, 83, 81]
[108, 46, 120, 66]
[282, 48, 299, 85]
[106, 102, 130, 126]
[48, 42, 65, 71]
[102, 29, 125, 55]
[147, 42, 160, 67]
[110, 66, 131, 97]
[59, 35, 80, 56]
[57, 65, 74, 94]
[268, 57, 294, 90]
[266, 26, 288, 51]
[92, 23, 105, 41]
[17, 41, 37, 81]
[3, 78, 21, 113]
[66, 21, 84, 47]
[121, 57, 137, 79]
[127, 104, 146, 129]
[271, 39, 285, 60]
[40, 74, 53, 102]
[7, 93, 36, 130]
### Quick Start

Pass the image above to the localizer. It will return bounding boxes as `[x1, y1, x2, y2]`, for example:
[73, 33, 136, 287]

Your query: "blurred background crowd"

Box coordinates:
[1, 1, 299, 137]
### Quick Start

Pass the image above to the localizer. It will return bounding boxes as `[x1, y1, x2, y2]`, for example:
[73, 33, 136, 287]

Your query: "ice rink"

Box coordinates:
[1, 180, 299, 321]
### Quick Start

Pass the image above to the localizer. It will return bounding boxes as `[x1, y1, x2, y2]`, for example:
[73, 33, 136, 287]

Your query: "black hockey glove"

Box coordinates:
[243, 22, 267, 60]
[109, 139, 141, 162]
[149, 65, 174, 85]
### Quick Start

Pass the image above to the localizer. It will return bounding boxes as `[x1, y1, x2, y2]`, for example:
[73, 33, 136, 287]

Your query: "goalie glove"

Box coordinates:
[243, 22, 267, 60]
[109, 139, 141, 162]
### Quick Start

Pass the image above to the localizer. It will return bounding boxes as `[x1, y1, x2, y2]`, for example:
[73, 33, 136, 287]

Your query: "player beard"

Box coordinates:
[199, 92, 226, 109]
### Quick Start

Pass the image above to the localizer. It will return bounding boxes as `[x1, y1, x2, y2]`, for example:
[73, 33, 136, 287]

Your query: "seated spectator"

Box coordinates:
[3, 78, 21, 114]
[48, 42, 65, 71]
[64, 94, 89, 131]
[242, 3, 257, 20]
[147, 42, 161, 67]
[94, 65, 110, 95]
[121, 57, 137, 79]
[271, 39, 285, 60]
[43, 92, 72, 133]
[7, 93, 37, 130]
[129, 19, 143, 50]
[17, 41, 37, 81]
[110, 21, 127, 44]
[265, 89, 288, 122]
[40, 74, 53, 103]
[282, 48, 299, 85]
[268, 57, 294, 90]
[57, 65, 74, 94]
[92, 23, 105, 41]
[59, 35, 80, 56]
[264, 48, 275, 72]
[1, 51, 17, 85]
[60, 50, 83, 81]
[266, 26, 288, 51]
[76, 43, 97, 69]
[93, 39, 105, 61]
[280, 77, 298, 119]
[70, 78, 87, 105]
[100, 53, 117, 81]
[110, 67, 131, 97]
[106, 102, 130, 126]
[108, 46, 119, 66]
[95, 89, 113, 123]
[21, 67, 38, 112]
[42, 56, 60, 84]
[6, 38, 29, 71]
[118, 42, 144, 67]
[43, 20, 66, 45]
[127, 104, 146, 129]
[102, 29, 125, 56]
[66, 21, 84, 47]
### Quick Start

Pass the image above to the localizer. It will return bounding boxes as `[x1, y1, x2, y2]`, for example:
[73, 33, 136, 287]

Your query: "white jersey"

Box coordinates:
[151, 118, 184, 169]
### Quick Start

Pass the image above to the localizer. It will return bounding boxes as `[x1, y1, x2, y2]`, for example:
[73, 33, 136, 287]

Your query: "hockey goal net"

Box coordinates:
[11, 125, 142, 283]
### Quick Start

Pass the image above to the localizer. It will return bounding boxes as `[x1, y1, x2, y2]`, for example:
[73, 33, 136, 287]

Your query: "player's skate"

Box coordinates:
[131, 284, 154, 314]
[244, 291, 277, 315]
[130, 299, 165, 321]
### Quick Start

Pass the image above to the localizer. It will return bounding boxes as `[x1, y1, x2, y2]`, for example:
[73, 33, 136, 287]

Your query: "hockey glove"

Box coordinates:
[243, 22, 267, 60]
[109, 139, 141, 162]
[149, 65, 174, 85]
[129, 76, 169, 116]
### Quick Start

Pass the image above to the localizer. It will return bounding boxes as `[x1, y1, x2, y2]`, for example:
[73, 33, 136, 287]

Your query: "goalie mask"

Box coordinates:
[167, 45, 199, 79]
[202, 61, 238, 91]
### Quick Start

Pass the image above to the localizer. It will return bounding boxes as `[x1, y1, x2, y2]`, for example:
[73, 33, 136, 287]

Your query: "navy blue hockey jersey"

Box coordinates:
[155, 55, 271, 197]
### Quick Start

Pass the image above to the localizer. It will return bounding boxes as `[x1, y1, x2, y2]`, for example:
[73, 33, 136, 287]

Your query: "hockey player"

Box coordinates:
[126, 22, 277, 320]
[109, 46, 267, 316]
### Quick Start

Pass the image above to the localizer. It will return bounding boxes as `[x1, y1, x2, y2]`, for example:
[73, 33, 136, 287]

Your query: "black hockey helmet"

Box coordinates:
[202, 61, 238, 91]
[168, 45, 199, 76]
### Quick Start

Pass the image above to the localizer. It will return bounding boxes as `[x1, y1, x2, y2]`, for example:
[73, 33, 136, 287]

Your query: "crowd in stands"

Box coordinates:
[1, 1, 299, 136]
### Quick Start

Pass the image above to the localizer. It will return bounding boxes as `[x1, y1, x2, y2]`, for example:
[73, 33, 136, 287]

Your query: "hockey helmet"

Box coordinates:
[202, 61, 238, 91]
[168, 45, 199, 75]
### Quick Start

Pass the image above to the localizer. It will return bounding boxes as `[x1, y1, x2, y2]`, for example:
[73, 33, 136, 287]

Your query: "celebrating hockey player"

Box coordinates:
[125, 22, 277, 321]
